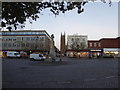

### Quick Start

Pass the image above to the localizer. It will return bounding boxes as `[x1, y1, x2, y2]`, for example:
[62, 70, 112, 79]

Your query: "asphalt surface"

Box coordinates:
[2, 57, 119, 88]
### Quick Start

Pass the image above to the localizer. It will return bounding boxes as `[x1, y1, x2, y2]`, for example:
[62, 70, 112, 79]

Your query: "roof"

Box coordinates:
[0, 30, 46, 32]
[0, 30, 51, 39]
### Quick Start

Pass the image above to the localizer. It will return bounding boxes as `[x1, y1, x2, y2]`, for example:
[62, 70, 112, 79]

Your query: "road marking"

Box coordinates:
[84, 78, 96, 81]
[57, 81, 71, 84]
[105, 76, 116, 78]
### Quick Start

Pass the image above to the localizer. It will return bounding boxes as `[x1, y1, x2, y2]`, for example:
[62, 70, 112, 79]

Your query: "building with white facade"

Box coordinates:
[67, 35, 88, 49]
[0, 30, 52, 57]
[66, 34, 88, 57]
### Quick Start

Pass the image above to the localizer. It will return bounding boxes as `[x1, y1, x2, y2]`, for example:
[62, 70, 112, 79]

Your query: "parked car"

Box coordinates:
[22, 54, 29, 58]
[102, 54, 114, 58]
[29, 54, 46, 61]
[7, 51, 21, 58]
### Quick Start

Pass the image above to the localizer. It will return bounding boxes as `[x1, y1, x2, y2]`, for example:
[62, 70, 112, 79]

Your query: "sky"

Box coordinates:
[22, 2, 118, 49]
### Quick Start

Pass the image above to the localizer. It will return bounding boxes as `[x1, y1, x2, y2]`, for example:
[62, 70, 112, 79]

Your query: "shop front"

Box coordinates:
[90, 49, 103, 58]
[66, 49, 89, 58]
[103, 48, 120, 57]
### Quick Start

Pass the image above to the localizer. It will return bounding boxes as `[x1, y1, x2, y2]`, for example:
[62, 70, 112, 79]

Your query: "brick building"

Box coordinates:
[88, 37, 120, 57]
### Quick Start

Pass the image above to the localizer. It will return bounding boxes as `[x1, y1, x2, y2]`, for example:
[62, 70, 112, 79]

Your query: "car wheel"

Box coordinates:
[30, 58, 34, 61]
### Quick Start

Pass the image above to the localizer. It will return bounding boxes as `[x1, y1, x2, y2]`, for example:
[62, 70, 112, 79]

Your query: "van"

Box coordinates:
[30, 54, 46, 61]
[7, 51, 21, 58]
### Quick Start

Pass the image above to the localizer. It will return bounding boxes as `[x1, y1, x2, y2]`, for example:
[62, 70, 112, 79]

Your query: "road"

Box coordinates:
[2, 57, 118, 88]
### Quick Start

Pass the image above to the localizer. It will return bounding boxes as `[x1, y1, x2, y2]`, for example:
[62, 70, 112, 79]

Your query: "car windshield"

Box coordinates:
[14, 53, 19, 55]
[39, 54, 43, 57]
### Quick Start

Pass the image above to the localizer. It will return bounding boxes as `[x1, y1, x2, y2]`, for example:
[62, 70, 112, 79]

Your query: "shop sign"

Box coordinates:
[2, 51, 7, 52]
[103, 48, 120, 52]
[90, 49, 102, 52]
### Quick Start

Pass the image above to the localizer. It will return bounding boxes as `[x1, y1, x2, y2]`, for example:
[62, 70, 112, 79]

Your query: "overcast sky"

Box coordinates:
[23, 2, 118, 49]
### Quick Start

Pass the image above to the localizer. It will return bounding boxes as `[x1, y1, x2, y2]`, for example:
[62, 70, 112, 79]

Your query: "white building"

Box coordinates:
[67, 35, 88, 50]
[67, 35, 88, 57]
[0, 30, 52, 57]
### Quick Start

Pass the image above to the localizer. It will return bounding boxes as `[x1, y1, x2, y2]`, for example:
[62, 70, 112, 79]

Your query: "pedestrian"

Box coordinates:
[88, 53, 91, 59]
[52, 58, 55, 62]
[59, 54, 62, 61]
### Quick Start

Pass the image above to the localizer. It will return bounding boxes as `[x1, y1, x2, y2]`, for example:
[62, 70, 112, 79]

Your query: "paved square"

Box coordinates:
[2, 57, 118, 88]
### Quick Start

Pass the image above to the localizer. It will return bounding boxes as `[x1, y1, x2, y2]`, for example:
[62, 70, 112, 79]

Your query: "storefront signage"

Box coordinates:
[103, 48, 120, 52]
[2, 51, 7, 52]
[90, 50, 102, 52]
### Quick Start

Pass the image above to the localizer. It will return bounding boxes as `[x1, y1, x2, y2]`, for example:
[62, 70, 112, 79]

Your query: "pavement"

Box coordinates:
[2, 57, 119, 88]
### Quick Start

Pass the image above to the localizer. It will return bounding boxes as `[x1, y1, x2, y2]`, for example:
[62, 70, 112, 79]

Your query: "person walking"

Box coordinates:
[59, 54, 62, 61]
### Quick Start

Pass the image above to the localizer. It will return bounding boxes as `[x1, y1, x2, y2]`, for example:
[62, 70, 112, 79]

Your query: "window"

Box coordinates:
[19, 32, 22, 35]
[98, 43, 101, 47]
[26, 37, 30, 41]
[9, 38, 12, 41]
[41, 37, 44, 40]
[6, 38, 10, 41]
[0, 38, 2, 41]
[17, 44, 20, 47]
[21, 43, 25, 47]
[36, 32, 39, 35]
[0, 32, 2, 35]
[27, 32, 32, 35]
[94, 43, 97, 47]
[40, 37, 44, 41]
[82, 39, 85, 42]
[21, 37, 24, 41]
[23, 32, 26, 35]
[13, 38, 16, 41]
[38, 32, 42, 34]
[40, 43, 43, 48]
[71, 38, 74, 41]
[8, 43, 11, 47]
[32, 32, 36, 35]
[17, 37, 21, 41]
[13, 43, 17, 47]
[26, 43, 29, 47]
[3, 43, 7, 47]
[39, 54, 43, 57]
[90, 43, 92, 47]
[31, 37, 35, 40]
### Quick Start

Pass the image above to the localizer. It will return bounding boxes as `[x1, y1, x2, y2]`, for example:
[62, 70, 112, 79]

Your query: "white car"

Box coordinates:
[30, 54, 46, 61]
[7, 51, 21, 58]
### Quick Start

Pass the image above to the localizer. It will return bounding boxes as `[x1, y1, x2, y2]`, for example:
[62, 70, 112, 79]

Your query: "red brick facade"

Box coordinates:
[88, 40, 101, 49]
[88, 37, 120, 49]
